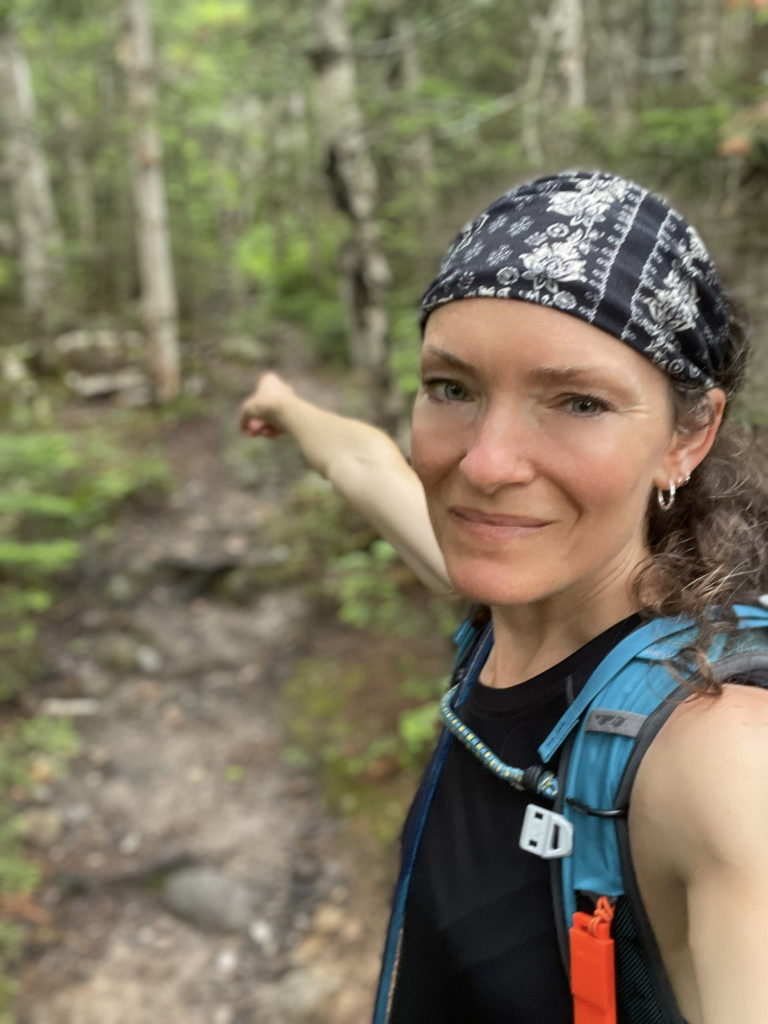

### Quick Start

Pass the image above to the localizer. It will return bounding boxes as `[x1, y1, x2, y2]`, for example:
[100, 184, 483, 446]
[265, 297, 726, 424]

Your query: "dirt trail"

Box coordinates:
[15, 409, 394, 1024]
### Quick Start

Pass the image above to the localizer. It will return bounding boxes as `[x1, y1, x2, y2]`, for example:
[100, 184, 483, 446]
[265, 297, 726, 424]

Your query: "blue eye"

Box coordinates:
[565, 394, 611, 416]
[423, 378, 470, 402]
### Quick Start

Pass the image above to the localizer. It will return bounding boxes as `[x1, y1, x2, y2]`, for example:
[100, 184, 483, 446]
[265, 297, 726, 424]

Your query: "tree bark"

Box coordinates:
[554, 0, 586, 109]
[310, 0, 397, 427]
[389, 8, 434, 203]
[642, 0, 685, 82]
[521, 0, 560, 163]
[119, 0, 180, 403]
[0, 23, 66, 337]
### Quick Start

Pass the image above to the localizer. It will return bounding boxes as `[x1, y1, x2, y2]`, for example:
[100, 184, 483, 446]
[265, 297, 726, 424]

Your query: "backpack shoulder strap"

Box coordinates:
[555, 605, 768, 925]
[555, 606, 768, 1024]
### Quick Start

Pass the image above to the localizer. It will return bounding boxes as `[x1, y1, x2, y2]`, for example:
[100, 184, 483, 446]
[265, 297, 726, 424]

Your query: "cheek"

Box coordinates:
[410, 403, 457, 487]
[573, 447, 657, 524]
[409, 431, 442, 492]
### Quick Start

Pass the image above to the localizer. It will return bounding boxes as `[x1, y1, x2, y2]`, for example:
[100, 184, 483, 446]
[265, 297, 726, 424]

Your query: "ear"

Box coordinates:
[654, 388, 726, 489]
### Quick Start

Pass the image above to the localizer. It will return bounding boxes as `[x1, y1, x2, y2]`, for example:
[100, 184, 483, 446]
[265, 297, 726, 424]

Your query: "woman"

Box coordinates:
[241, 171, 768, 1024]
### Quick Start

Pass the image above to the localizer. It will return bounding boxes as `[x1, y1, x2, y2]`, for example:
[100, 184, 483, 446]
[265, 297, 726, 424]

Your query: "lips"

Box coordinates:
[452, 506, 548, 526]
[448, 506, 552, 538]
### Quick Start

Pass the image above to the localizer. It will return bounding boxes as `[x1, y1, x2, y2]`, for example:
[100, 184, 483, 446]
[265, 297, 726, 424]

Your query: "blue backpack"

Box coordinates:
[373, 603, 768, 1024]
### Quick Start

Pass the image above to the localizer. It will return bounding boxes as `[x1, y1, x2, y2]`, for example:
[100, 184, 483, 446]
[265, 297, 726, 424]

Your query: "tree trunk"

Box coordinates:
[642, 0, 684, 82]
[389, 9, 434, 205]
[0, 23, 66, 338]
[310, 0, 397, 427]
[554, 0, 586, 109]
[119, 0, 180, 403]
[521, 0, 560, 163]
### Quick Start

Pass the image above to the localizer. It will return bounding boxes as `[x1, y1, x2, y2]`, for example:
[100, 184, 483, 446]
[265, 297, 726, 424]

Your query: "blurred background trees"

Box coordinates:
[0, 0, 764, 416]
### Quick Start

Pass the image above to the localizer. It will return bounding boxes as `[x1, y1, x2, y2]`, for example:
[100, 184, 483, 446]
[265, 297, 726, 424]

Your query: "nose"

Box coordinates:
[459, 404, 537, 494]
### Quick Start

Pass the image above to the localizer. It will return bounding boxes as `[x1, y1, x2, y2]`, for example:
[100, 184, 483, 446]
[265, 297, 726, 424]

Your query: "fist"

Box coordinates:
[239, 372, 293, 439]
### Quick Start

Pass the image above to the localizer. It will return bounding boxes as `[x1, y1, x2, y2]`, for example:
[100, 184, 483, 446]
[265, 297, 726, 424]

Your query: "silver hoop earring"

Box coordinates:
[657, 480, 676, 511]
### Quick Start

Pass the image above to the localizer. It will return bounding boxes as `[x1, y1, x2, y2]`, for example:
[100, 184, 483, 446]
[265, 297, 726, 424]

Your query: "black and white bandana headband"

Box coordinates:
[419, 170, 728, 390]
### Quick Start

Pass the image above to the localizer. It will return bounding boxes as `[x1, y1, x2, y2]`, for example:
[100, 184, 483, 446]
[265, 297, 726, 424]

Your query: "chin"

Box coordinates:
[445, 560, 550, 608]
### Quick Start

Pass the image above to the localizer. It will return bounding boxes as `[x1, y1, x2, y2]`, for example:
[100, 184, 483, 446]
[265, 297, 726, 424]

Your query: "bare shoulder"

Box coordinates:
[632, 683, 768, 874]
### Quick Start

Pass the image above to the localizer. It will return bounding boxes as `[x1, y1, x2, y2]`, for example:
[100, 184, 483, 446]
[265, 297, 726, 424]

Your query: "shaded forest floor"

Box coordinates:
[10, 368, 453, 1024]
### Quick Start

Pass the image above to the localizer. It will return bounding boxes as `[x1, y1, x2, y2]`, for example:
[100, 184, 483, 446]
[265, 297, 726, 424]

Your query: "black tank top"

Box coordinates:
[390, 616, 640, 1024]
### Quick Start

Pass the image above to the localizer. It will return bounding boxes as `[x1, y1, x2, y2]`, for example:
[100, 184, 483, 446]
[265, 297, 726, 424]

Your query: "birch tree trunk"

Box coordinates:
[520, 0, 560, 163]
[310, 0, 396, 427]
[0, 22, 66, 337]
[521, 0, 587, 161]
[389, 9, 434, 204]
[686, 0, 720, 90]
[119, 0, 180, 403]
[554, 0, 586, 109]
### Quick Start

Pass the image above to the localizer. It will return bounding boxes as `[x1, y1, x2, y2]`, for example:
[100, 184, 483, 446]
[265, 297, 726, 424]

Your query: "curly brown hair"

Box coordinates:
[634, 300, 768, 690]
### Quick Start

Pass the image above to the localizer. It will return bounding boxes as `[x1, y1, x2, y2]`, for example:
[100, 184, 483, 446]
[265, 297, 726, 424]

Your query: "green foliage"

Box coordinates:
[0, 540, 81, 573]
[282, 648, 447, 845]
[397, 699, 440, 761]
[626, 105, 734, 184]
[0, 427, 170, 699]
[325, 538, 458, 639]
[236, 211, 349, 362]
[327, 540, 410, 633]
[254, 471, 374, 582]
[0, 713, 79, 1013]
[388, 306, 422, 398]
[235, 215, 346, 359]
[0, 421, 150, 1016]
[2, 0, 765, 380]
[0, 954, 17, 1023]
[278, 508, 457, 844]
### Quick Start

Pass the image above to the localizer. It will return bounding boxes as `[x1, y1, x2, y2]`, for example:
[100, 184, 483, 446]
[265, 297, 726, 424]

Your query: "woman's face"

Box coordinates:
[411, 298, 683, 614]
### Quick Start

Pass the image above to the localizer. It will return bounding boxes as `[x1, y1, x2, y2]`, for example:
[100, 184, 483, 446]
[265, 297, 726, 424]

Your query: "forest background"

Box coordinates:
[1, 0, 767, 1019]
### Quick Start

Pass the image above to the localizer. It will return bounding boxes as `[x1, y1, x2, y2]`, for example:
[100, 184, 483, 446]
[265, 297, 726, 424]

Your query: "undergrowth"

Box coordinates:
[270, 482, 461, 844]
[0, 421, 171, 1017]
[282, 649, 452, 846]
[250, 461, 463, 842]
[0, 428, 169, 699]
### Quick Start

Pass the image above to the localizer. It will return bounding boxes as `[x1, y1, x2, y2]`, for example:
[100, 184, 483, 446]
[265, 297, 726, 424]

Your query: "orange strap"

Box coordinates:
[569, 896, 617, 1024]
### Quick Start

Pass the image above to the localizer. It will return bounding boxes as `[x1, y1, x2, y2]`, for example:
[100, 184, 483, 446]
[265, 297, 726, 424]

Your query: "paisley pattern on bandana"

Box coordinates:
[419, 171, 728, 389]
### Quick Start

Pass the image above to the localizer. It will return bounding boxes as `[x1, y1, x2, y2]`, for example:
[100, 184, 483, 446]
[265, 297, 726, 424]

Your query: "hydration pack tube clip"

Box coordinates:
[520, 804, 574, 859]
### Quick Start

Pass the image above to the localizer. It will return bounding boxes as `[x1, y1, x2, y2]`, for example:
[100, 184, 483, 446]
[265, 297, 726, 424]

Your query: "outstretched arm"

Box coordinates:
[240, 373, 454, 596]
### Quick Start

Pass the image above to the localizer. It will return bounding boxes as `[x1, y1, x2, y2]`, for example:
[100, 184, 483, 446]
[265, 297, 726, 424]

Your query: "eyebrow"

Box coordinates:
[421, 348, 640, 400]
[530, 365, 627, 388]
[528, 366, 642, 404]
[420, 346, 474, 371]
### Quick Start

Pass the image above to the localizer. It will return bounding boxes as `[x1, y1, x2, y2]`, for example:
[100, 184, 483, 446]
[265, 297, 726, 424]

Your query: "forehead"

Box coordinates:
[422, 297, 670, 386]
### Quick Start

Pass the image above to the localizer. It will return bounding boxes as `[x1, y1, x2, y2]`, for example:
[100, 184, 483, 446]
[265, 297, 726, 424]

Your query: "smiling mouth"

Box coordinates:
[449, 507, 552, 533]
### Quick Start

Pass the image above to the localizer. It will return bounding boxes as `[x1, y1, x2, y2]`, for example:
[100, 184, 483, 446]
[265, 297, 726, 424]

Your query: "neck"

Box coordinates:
[482, 587, 639, 688]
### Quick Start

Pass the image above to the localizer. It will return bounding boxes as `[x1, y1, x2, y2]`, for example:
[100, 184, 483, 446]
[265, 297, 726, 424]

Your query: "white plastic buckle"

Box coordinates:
[759, 595, 768, 609]
[519, 804, 573, 859]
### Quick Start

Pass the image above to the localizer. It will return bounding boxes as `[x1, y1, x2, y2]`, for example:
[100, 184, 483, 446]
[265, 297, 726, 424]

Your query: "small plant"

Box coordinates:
[325, 538, 459, 639]
[0, 714, 80, 1014]
[327, 540, 411, 634]
[281, 642, 452, 846]
[397, 698, 442, 766]
[0, 427, 170, 699]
